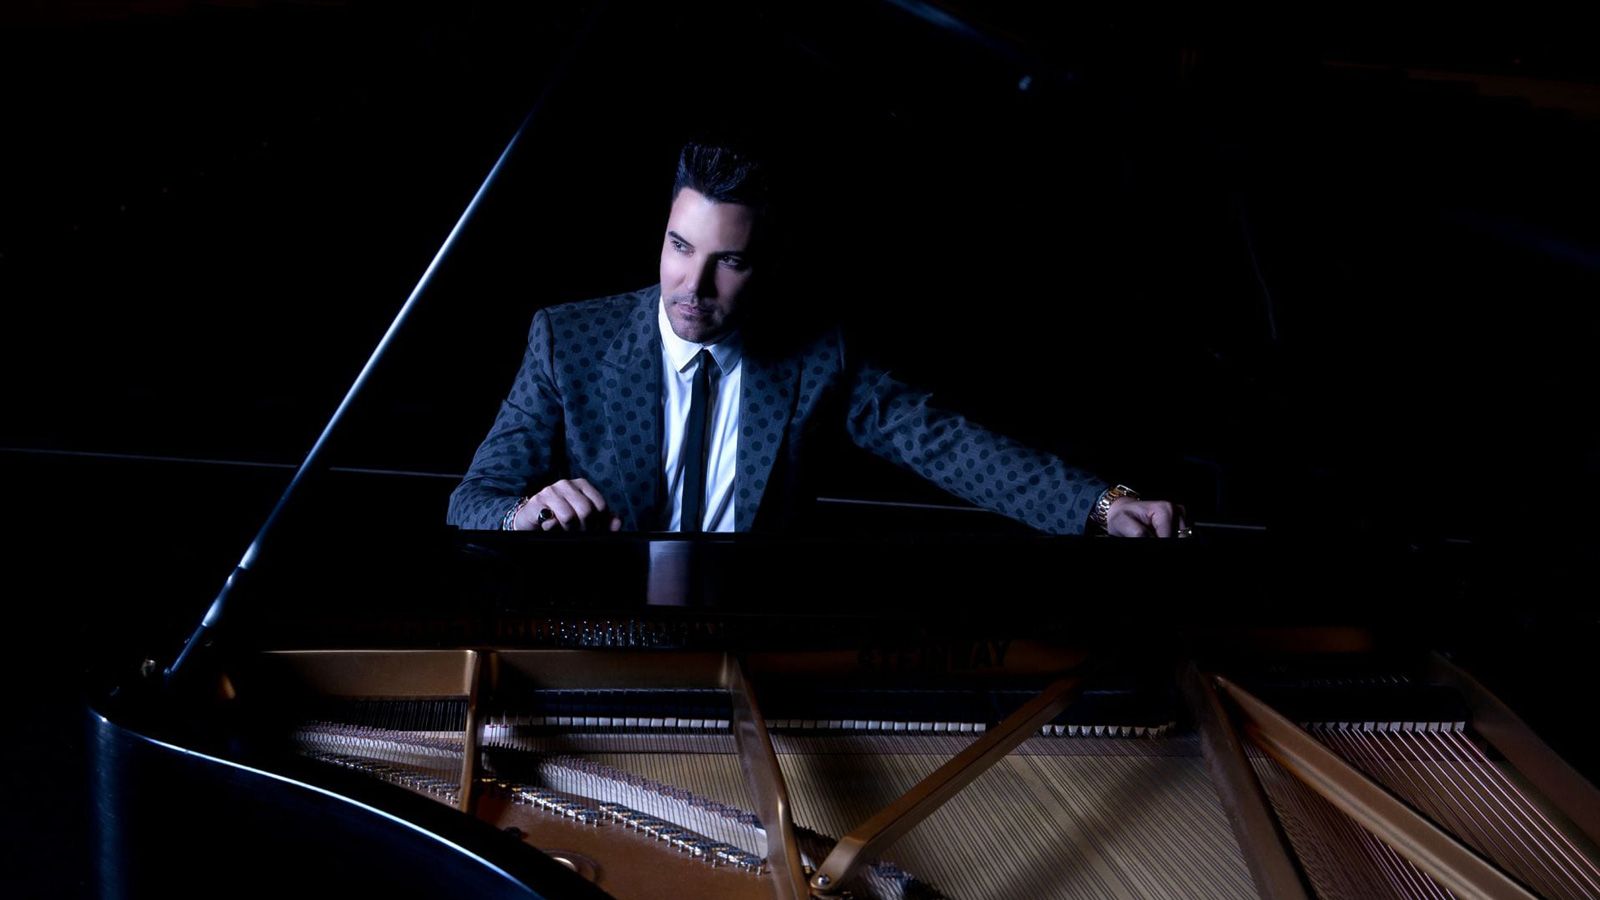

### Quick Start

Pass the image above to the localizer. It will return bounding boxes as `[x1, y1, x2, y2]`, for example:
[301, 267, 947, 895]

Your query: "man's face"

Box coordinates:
[660, 187, 758, 345]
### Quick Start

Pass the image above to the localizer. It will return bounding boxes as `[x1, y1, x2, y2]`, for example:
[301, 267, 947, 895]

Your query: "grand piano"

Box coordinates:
[88, 3, 1600, 899]
[92, 524, 1600, 899]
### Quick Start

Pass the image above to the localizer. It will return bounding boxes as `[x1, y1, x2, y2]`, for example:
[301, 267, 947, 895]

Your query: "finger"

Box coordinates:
[1147, 502, 1176, 538]
[570, 478, 611, 513]
[570, 478, 619, 529]
[1107, 502, 1154, 538]
[1175, 504, 1193, 538]
[534, 488, 581, 531]
[550, 481, 599, 531]
[514, 497, 555, 531]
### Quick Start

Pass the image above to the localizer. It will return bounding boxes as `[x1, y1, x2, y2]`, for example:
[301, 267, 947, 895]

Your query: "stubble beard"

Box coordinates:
[666, 293, 727, 344]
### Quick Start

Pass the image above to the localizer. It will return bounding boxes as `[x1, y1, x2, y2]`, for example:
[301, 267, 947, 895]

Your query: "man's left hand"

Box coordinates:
[1106, 497, 1190, 538]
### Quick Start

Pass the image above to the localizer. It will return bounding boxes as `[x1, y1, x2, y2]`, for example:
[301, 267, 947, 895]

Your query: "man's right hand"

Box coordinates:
[513, 478, 622, 532]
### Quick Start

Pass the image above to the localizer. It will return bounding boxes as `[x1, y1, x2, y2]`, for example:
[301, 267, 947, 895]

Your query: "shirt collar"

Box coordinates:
[657, 295, 742, 374]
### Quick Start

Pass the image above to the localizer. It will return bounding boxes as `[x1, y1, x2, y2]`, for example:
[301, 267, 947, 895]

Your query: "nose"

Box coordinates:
[690, 259, 718, 298]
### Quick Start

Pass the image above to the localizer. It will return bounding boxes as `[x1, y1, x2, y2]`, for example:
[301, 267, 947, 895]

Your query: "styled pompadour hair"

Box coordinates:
[673, 140, 770, 213]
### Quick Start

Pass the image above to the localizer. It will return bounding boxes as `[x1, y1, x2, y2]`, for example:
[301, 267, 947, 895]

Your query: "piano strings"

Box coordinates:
[263, 649, 1600, 900]
[774, 733, 1256, 900]
[1250, 721, 1600, 900]
[299, 694, 1260, 898]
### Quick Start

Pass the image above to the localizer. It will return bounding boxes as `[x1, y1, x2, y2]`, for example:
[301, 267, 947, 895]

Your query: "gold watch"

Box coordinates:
[1090, 484, 1139, 531]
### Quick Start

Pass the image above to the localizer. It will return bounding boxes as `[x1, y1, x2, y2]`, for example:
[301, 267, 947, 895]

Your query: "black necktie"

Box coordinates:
[680, 349, 714, 533]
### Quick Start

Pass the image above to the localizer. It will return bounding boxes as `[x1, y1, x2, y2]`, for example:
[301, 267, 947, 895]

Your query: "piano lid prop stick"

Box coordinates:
[164, 3, 611, 685]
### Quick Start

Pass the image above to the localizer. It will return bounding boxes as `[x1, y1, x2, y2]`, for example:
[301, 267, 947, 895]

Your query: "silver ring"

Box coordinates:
[1176, 527, 1194, 538]
[537, 507, 555, 523]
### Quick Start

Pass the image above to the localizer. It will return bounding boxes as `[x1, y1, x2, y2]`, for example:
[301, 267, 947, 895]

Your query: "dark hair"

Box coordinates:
[672, 140, 770, 213]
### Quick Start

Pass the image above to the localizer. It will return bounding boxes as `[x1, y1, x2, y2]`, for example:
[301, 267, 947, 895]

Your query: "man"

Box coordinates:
[448, 141, 1186, 537]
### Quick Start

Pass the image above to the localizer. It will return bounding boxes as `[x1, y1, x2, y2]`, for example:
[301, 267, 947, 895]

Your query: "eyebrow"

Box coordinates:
[666, 230, 694, 249]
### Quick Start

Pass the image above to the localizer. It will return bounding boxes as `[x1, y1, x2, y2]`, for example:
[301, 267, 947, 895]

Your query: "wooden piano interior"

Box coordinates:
[224, 631, 1600, 900]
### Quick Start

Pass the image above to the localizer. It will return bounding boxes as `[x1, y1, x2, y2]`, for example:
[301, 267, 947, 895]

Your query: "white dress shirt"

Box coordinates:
[657, 299, 742, 531]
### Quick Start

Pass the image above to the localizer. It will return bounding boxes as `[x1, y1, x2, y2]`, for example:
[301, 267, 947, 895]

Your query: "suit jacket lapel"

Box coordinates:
[600, 288, 663, 530]
[735, 349, 799, 532]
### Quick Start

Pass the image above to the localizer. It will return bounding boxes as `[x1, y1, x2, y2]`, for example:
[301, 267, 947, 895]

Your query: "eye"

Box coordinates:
[668, 238, 689, 253]
[719, 256, 748, 271]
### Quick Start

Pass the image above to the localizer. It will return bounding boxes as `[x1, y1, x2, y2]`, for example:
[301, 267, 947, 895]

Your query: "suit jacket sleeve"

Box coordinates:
[447, 309, 566, 529]
[843, 353, 1107, 535]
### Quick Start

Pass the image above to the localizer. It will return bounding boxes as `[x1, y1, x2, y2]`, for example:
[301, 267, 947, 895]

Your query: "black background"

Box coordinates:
[4, 3, 1599, 897]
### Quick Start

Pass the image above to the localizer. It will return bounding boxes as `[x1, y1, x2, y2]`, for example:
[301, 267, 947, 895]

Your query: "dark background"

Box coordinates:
[4, 2, 1599, 897]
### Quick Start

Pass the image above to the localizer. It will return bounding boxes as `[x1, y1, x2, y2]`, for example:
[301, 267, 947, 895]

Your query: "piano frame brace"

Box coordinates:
[722, 654, 809, 900]
[459, 650, 483, 814]
[1426, 651, 1600, 846]
[1181, 661, 1313, 900]
[807, 669, 1089, 896]
[1211, 673, 1541, 900]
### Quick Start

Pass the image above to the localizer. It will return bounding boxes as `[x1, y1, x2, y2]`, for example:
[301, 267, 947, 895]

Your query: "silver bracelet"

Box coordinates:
[501, 496, 531, 531]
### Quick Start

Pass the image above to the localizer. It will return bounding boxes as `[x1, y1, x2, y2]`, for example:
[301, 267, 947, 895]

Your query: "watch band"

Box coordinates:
[1090, 484, 1139, 531]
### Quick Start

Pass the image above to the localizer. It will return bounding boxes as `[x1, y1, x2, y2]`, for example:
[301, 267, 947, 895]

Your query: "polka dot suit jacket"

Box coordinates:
[447, 286, 1107, 533]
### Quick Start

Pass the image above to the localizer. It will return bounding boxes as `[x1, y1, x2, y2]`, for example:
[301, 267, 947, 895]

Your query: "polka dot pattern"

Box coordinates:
[842, 354, 1104, 534]
[448, 287, 1105, 534]
[447, 288, 662, 531]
